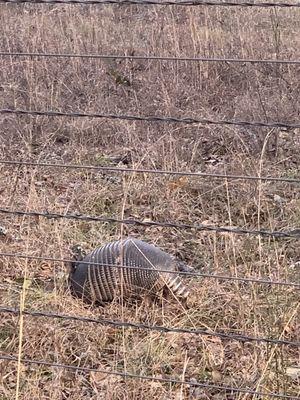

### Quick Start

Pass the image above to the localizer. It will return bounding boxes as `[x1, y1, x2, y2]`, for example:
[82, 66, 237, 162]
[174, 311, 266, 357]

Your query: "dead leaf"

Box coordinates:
[211, 370, 222, 382]
[168, 177, 188, 191]
[205, 337, 224, 367]
[286, 366, 300, 379]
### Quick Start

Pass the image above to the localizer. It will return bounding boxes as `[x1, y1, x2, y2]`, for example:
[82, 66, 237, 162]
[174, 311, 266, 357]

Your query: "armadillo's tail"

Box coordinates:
[166, 274, 190, 299]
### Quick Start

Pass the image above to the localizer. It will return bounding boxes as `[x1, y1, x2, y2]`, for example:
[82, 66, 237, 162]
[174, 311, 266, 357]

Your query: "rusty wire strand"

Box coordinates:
[0, 0, 299, 7]
[0, 208, 299, 238]
[1, 307, 299, 346]
[1, 159, 300, 183]
[0, 108, 299, 129]
[1, 251, 299, 288]
[0, 354, 298, 399]
[1, 51, 300, 64]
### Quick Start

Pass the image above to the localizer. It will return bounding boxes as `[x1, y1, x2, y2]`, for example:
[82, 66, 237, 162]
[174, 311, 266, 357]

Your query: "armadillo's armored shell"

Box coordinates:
[69, 238, 189, 305]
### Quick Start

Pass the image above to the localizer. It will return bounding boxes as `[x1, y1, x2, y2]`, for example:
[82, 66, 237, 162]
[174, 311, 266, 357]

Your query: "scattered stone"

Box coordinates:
[0, 225, 7, 236]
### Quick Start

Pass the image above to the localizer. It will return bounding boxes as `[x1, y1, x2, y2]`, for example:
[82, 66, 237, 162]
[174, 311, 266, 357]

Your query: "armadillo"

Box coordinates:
[69, 237, 190, 305]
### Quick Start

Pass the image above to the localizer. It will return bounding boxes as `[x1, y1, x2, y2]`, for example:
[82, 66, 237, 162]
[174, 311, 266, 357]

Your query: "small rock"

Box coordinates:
[0, 226, 7, 236]
[274, 194, 284, 204]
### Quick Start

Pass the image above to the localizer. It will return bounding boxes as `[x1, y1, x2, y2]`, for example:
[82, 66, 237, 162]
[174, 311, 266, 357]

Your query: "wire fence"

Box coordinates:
[1, 207, 299, 238]
[1, 0, 300, 8]
[1, 108, 300, 129]
[1, 159, 300, 184]
[1, 307, 299, 346]
[0, 208, 300, 238]
[1, 2, 300, 399]
[1, 251, 300, 287]
[1, 51, 300, 65]
[1, 354, 299, 399]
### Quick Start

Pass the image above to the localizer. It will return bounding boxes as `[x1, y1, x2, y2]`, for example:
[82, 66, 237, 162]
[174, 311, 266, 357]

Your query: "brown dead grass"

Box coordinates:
[0, 3, 300, 399]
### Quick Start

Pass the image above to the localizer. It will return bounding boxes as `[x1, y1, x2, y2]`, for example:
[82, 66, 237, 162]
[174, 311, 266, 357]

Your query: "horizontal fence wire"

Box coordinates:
[0, 0, 300, 8]
[1, 108, 300, 129]
[1, 251, 299, 288]
[4, 354, 300, 399]
[0, 355, 299, 399]
[1, 51, 300, 65]
[1, 208, 299, 238]
[1, 159, 300, 184]
[1, 307, 299, 346]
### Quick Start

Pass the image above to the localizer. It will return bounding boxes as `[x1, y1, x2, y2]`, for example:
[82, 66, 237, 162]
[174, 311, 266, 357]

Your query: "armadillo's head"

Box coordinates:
[67, 244, 88, 280]
[68, 246, 88, 301]
[176, 260, 195, 273]
[70, 244, 87, 262]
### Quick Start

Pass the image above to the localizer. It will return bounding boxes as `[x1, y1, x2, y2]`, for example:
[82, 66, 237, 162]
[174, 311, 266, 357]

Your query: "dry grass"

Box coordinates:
[0, 3, 300, 399]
